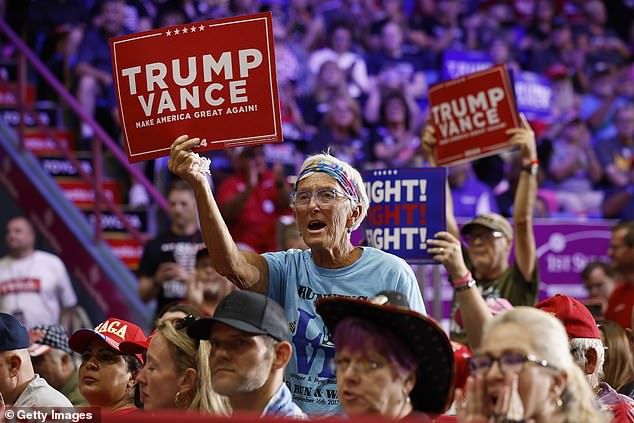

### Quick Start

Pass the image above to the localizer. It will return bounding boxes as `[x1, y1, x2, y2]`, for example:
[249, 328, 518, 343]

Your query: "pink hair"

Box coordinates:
[333, 318, 417, 375]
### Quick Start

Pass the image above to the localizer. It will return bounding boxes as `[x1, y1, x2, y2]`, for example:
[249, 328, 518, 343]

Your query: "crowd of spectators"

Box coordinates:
[2, 3, 634, 420]
[3, 0, 633, 221]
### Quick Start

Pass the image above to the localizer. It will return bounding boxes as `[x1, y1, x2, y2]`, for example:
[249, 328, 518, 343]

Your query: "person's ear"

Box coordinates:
[403, 370, 416, 395]
[60, 352, 73, 370]
[272, 341, 293, 370]
[127, 365, 140, 389]
[180, 368, 197, 393]
[347, 203, 362, 229]
[551, 370, 568, 400]
[7, 353, 23, 378]
[504, 237, 513, 251]
[584, 347, 598, 375]
[292, 207, 299, 224]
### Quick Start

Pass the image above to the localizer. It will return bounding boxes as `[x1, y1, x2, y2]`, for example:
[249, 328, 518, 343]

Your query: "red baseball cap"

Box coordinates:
[69, 317, 147, 363]
[451, 341, 472, 391]
[120, 332, 154, 355]
[535, 294, 600, 339]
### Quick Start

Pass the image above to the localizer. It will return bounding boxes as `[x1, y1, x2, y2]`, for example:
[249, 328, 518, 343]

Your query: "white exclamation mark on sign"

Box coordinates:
[420, 228, 427, 249]
[419, 180, 427, 202]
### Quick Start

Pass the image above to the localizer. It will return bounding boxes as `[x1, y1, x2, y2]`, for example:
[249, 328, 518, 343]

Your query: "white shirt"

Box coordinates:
[0, 251, 77, 328]
[14, 374, 73, 407]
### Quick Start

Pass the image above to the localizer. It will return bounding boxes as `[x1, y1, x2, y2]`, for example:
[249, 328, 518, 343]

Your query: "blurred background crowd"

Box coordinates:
[1, 0, 634, 222]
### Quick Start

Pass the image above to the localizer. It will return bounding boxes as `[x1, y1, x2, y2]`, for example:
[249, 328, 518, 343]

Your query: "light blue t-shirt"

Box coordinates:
[263, 247, 425, 415]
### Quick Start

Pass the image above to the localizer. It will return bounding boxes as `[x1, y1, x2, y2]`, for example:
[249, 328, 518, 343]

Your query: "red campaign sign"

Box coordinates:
[57, 179, 121, 208]
[0, 82, 36, 105]
[428, 64, 519, 166]
[23, 129, 75, 155]
[110, 12, 282, 163]
[105, 236, 144, 270]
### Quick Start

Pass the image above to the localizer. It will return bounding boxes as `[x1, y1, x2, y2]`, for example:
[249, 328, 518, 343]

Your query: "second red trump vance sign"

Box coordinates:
[428, 64, 519, 166]
[110, 12, 282, 163]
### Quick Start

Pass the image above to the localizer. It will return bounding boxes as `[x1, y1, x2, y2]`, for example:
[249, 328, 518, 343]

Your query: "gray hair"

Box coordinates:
[297, 153, 369, 230]
[570, 337, 605, 389]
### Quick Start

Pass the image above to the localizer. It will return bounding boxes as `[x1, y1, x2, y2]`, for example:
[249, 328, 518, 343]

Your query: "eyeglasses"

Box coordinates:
[468, 352, 557, 375]
[175, 314, 196, 330]
[463, 230, 505, 245]
[290, 188, 352, 209]
[329, 356, 386, 375]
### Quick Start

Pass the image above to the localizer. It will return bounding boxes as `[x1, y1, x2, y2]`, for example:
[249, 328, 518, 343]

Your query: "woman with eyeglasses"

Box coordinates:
[123, 317, 229, 414]
[168, 136, 425, 415]
[457, 307, 610, 423]
[68, 317, 146, 413]
[316, 291, 454, 419]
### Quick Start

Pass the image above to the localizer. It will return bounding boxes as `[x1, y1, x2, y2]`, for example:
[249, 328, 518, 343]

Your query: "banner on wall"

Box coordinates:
[363, 167, 447, 264]
[514, 71, 553, 122]
[110, 12, 282, 162]
[441, 50, 492, 80]
[533, 220, 613, 298]
[422, 219, 614, 325]
[428, 64, 519, 166]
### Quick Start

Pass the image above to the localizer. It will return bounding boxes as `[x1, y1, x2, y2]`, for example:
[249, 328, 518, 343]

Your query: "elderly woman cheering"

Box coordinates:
[168, 136, 425, 415]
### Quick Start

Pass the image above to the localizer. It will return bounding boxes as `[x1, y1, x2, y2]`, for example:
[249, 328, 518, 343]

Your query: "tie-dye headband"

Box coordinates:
[296, 162, 359, 202]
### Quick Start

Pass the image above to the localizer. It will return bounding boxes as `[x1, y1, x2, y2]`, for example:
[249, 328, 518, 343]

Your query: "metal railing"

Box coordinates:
[0, 18, 168, 245]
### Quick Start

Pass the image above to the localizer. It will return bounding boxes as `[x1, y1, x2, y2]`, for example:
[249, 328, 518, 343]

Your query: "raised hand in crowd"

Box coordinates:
[428, 231, 469, 280]
[507, 114, 538, 163]
[428, 231, 492, 348]
[168, 135, 210, 186]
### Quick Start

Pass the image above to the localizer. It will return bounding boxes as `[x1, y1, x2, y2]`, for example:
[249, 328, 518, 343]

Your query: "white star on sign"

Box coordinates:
[174, 28, 180, 35]
[182, 27, 189, 34]
[166, 29, 172, 36]
[199, 24, 205, 31]
[190, 25, 197, 32]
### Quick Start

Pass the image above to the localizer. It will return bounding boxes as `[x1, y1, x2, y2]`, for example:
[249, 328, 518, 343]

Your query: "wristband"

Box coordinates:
[454, 278, 476, 292]
[452, 271, 472, 288]
[521, 161, 539, 176]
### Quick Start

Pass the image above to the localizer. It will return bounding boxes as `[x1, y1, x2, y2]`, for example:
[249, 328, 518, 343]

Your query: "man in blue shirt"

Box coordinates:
[188, 291, 305, 418]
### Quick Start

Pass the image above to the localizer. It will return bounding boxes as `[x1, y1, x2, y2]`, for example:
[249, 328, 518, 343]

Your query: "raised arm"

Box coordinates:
[428, 231, 492, 349]
[422, 125, 460, 238]
[168, 136, 269, 294]
[509, 115, 537, 281]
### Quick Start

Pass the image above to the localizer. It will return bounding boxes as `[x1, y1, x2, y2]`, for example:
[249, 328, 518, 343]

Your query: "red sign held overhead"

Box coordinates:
[428, 64, 519, 166]
[110, 12, 282, 163]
